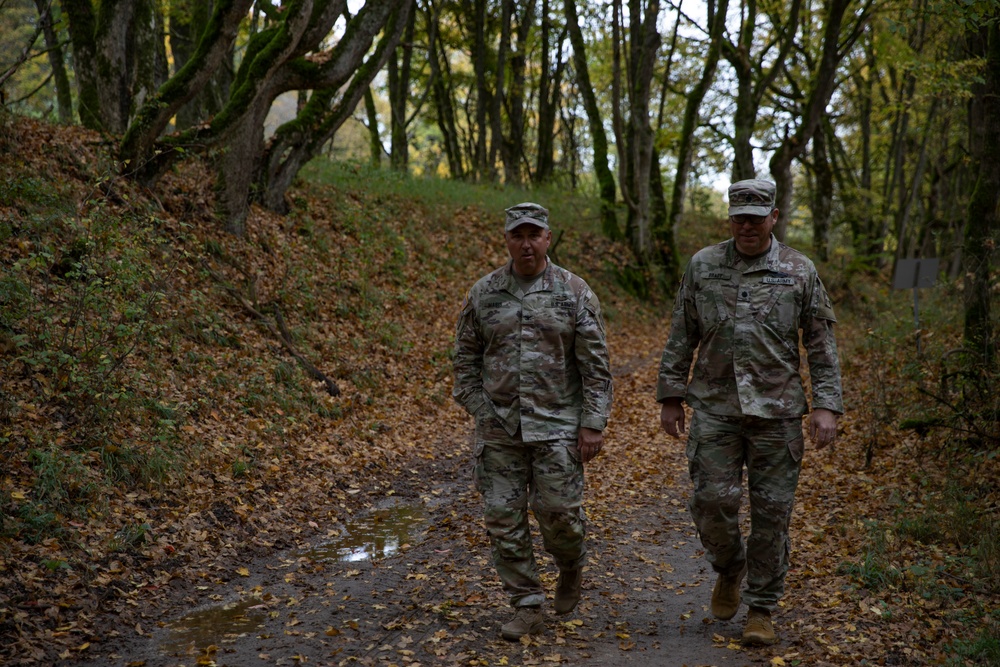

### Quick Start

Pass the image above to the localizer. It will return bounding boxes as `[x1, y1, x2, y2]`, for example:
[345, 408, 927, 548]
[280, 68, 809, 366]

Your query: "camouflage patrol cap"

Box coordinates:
[505, 202, 550, 231]
[728, 179, 776, 217]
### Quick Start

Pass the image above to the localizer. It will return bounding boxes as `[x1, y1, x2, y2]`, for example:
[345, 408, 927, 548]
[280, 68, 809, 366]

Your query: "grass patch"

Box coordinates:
[837, 520, 904, 592]
[945, 613, 1000, 665]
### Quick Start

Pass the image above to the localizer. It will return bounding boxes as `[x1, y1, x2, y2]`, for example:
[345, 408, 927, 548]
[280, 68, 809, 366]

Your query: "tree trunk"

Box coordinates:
[490, 0, 512, 183]
[535, 0, 556, 183]
[810, 125, 832, 261]
[364, 86, 382, 167]
[62, 0, 136, 133]
[769, 0, 862, 240]
[471, 0, 490, 181]
[120, 0, 254, 184]
[427, 3, 464, 179]
[133, 0, 169, 112]
[211, 0, 357, 232]
[964, 20, 999, 360]
[668, 0, 729, 253]
[35, 0, 73, 123]
[559, 101, 580, 188]
[623, 0, 661, 265]
[170, 0, 234, 131]
[723, 0, 802, 183]
[857, 28, 880, 265]
[257, 1, 412, 224]
[62, 0, 170, 134]
[503, 0, 534, 186]
[565, 0, 618, 238]
[388, 5, 416, 172]
[891, 98, 936, 270]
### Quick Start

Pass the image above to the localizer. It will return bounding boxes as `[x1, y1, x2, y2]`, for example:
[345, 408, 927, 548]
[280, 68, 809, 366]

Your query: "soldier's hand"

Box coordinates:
[809, 408, 838, 449]
[660, 399, 686, 437]
[578, 427, 604, 463]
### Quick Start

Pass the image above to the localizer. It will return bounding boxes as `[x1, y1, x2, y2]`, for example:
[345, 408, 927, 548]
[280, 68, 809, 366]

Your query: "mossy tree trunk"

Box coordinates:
[169, 0, 234, 131]
[255, 1, 412, 223]
[62, 0, 169, 134]
[119, 0, 253, 185]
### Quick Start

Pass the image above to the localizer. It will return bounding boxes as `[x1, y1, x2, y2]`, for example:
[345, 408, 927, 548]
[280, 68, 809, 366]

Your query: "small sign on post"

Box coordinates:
[892, 258, 939, 354]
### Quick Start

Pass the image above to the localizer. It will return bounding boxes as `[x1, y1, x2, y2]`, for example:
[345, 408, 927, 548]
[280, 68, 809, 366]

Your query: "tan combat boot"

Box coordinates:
[710, 563, 747, 620]
[554, 569, 582, 615]
[500, 606, 545, 641]
[742, 607, 777, 645]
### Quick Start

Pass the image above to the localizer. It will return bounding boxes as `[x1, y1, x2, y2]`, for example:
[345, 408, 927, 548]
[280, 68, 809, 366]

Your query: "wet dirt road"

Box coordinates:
[73, 446, 785, 667]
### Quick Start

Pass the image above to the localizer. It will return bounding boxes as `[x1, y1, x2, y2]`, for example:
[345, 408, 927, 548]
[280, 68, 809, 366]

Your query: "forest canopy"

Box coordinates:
[0, 0, 997, 383]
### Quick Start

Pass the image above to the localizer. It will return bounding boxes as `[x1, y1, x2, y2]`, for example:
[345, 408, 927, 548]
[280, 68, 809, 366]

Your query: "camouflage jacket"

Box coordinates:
[453, 259, 613, 441]
[656, 236, 843, 418]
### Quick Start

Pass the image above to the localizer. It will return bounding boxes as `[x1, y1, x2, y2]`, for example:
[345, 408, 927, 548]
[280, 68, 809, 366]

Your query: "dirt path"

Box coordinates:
[73, 344, 800, 667]
[74, 453, 774, 667]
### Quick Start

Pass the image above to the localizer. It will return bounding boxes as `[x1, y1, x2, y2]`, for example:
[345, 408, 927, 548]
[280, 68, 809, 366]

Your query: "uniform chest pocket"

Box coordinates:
[695, 279, 734, 330]
[754, 282, 801, 337]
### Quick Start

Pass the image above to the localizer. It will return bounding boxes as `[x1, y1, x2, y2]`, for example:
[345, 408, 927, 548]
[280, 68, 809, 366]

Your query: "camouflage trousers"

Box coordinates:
[686, 411, 804, 611]
[474, 418, 586, 608]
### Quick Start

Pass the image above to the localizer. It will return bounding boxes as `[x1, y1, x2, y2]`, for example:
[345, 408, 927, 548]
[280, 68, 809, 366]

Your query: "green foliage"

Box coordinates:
[28, 446, 96, 509]
[0, 168, 188, 541]
[231, 459, 251, 478]
[904, 349, 1000, 454]
[837, 520, 904, 592]
[8, 199, 168, 429]
[831, 268, 1000, 465]
[109, 522, 152, 553]
[3, 503, 63, 545]
[945, 614, 1000, 666]
[608, 261, 652, 301]
[100, 440, 174, 487]
[301, 158, 609, 239]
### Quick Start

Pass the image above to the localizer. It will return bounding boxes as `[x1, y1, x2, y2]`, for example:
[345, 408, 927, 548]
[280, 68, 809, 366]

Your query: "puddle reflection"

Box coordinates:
[161, 598, 267, 655]
[306, 504, 427, 562]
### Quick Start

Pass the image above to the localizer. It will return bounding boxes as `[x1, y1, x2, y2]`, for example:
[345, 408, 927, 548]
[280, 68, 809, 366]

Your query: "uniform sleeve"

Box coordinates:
[656, 266, 700, 402]
[801, 273, 844, 414]
[574, 288, 613, 431]
[452, 291, 492, 421]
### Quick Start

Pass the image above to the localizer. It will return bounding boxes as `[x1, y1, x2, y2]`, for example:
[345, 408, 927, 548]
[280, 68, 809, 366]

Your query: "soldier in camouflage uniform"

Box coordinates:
[453, 202, 613, 641]
[657, 179, 843, 646]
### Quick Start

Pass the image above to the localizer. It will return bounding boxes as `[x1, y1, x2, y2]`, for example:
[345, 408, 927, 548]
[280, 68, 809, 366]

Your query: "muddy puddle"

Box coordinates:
[303, 503, 427, 562]
[160, 502, 427, 655]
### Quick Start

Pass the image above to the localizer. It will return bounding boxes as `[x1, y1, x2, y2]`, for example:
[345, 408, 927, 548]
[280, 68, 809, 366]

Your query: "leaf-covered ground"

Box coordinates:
[1, 116, 997, 666]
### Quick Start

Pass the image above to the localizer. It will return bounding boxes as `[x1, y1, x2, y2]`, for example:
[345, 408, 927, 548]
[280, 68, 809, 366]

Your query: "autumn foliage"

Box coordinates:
[0, 115, 997, 666]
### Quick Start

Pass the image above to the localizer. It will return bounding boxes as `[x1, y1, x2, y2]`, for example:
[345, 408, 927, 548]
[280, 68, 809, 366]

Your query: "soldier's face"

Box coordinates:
[729, 208, 777, 255]
[505, 224, 551, 277]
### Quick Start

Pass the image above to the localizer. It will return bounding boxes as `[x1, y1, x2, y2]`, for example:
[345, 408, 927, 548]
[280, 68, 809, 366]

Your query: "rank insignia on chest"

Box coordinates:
[762, 276, 795, 286]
